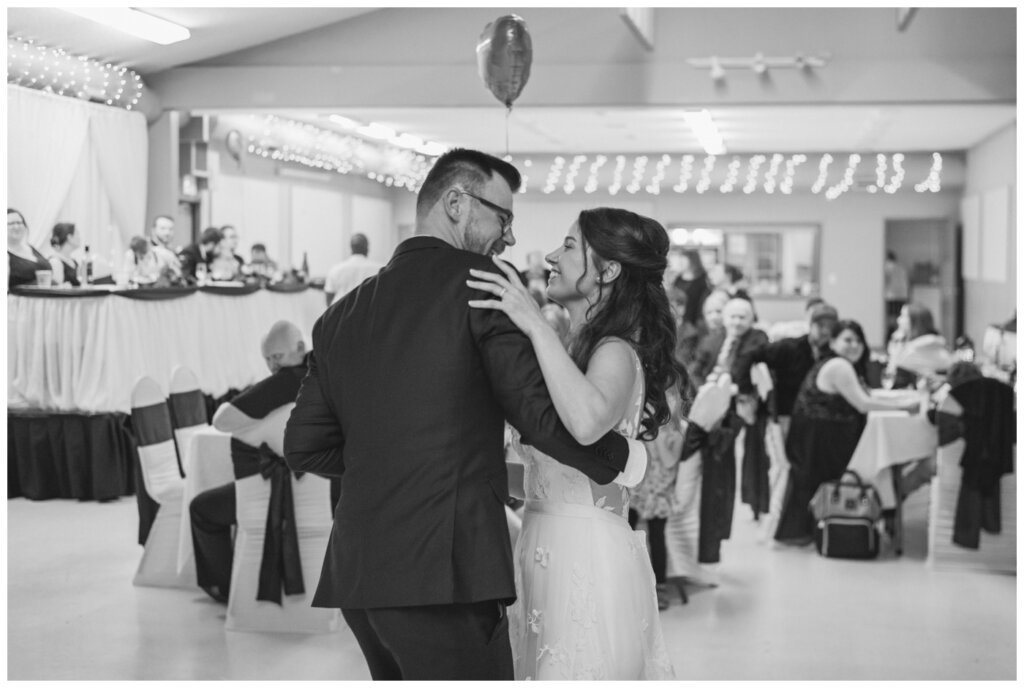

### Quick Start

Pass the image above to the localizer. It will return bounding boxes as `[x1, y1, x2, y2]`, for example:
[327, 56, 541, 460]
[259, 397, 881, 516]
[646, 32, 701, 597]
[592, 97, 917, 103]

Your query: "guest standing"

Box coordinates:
[324, 233, 384, 307]
[7, 209, 51, 289]
[671, 248, 711, 329]
[775, 320, 919, 545]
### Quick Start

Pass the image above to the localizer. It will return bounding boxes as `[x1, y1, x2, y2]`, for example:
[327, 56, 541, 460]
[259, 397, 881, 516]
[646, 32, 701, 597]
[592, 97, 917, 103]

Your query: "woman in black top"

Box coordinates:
[48, 222, 80, 286]
[672, 248, 711, 328]
[8, 208, 51, 289]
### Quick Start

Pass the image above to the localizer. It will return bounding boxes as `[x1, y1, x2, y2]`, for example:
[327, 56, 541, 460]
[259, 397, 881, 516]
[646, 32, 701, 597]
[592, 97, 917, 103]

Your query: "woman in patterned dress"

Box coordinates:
[467, 207, 690, 679]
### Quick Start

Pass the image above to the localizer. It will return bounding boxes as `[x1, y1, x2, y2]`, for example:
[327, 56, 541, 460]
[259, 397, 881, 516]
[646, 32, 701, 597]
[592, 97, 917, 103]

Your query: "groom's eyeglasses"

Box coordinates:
[456, 190, 514, 235]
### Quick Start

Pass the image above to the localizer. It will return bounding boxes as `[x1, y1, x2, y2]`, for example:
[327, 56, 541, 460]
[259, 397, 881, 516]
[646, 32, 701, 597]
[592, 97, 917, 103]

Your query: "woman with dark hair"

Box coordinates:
[775, 319, 919, 544]
[7, 208, 52, 289]
[467, 207, 698, 679]
[886, 302, 951, 389]
[673, 247, 711, 328]
[47, 222, 81, 286]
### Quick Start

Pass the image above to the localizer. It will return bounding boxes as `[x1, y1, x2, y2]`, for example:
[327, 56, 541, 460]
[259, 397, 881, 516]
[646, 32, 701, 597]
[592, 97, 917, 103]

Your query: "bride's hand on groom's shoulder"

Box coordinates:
[467, 257, 548, 339]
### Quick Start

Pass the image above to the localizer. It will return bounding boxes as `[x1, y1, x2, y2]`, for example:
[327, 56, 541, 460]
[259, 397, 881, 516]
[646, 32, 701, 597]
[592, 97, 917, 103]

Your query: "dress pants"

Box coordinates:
[342, 600, 513, 680]
[629, 510, 668, 584]
[190, 482, 236, 600]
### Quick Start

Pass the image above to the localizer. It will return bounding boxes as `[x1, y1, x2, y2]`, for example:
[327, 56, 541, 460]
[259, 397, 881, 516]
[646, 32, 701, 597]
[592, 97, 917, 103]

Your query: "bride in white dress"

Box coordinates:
[468, 208, 690, 680]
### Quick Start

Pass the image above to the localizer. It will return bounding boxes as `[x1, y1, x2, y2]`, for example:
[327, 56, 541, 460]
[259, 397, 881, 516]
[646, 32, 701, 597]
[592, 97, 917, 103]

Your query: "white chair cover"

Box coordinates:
[225, 472, 339, 633]
[130, 376, 195, 589]
[169, 365, 210, 471]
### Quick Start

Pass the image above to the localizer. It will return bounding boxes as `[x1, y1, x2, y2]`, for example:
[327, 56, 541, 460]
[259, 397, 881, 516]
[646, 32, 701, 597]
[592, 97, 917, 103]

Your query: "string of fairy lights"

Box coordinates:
[7, 35, 947, 198]
[7, 35, 145, 110]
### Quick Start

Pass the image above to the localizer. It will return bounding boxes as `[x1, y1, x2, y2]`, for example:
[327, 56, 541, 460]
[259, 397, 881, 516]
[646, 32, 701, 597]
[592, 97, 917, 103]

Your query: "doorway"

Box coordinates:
[884, 218, 958, 343]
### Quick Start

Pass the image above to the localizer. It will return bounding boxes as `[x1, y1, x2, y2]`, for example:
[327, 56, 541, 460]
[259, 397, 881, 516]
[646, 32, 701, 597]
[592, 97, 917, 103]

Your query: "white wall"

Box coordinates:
[962, 123, 1017, 347]
[394, 185, 960, 347]
[206, 142, 401, 278]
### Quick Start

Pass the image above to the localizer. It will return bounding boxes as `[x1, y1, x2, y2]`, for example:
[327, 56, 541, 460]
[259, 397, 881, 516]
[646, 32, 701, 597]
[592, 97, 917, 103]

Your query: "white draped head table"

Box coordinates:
[8, 288, 325, 414]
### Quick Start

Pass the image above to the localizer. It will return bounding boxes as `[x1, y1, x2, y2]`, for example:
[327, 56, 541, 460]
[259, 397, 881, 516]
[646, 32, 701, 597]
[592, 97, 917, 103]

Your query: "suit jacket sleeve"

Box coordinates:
[284, 327, 346, 477]
[469, 290, 628, 485]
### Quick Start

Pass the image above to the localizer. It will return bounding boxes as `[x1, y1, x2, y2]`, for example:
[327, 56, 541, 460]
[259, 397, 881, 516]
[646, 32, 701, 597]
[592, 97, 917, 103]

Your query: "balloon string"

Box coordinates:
[505, 106, 511, 158]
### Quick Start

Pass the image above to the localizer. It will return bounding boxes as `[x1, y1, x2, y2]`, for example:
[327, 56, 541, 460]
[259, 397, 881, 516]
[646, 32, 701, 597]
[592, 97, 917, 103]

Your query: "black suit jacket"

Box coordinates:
[284, 236, 629, 610]
[753, 335, 820, 416]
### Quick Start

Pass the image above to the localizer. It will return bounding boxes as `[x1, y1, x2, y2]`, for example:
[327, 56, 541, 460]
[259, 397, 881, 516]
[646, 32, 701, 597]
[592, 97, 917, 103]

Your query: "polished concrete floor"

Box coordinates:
[7, 485, 1016, 681]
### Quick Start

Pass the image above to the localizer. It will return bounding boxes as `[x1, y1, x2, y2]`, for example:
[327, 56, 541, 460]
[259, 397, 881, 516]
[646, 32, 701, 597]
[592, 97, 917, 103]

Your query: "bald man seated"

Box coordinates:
[189, 320, 313, 603]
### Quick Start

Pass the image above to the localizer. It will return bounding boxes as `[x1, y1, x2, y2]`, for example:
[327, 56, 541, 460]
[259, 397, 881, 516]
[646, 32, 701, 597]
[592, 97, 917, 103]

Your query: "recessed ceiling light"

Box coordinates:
[62, 8, 190, 46]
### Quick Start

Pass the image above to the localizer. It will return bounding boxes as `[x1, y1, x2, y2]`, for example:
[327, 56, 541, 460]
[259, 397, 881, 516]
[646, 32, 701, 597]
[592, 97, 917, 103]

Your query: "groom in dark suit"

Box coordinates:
[284, 149, 643, 680]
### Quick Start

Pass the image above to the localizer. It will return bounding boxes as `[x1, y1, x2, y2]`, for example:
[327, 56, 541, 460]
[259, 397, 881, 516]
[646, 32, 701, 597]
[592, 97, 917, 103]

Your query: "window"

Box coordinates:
[667, 223, 820, 298]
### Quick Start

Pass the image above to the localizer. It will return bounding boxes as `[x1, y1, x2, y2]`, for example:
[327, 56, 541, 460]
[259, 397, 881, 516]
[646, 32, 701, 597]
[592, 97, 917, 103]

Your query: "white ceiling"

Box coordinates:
[272, 103, 1017, 155]
[6, 7, 377, 74]
[6, 7, 1017, 157]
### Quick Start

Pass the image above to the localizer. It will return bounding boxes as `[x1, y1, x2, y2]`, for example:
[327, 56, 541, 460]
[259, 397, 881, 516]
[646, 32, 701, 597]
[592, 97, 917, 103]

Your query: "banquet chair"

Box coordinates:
[927, 383, 1016, 573]
[130, 376, 197, 589]
[169, 365, 210, 477]
[225, 404, 340, 634]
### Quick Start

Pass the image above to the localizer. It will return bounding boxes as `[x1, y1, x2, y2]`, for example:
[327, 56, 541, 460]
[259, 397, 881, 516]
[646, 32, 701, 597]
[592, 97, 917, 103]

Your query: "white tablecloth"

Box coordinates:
[847, 407, 938, 508]
[177, 427, 233, 574]
[8, 289, 324, 414]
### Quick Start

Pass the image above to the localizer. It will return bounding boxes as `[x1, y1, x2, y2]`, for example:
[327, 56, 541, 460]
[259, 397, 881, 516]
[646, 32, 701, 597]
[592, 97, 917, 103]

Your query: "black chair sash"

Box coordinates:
[231, 438, 305, 605]
[168, 390, 208, 430]
[935, 410, 964, 448]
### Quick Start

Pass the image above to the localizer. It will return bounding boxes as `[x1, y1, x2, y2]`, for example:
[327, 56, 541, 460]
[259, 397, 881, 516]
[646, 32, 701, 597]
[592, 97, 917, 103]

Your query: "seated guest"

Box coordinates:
[211, 224, 245, 279]
[249, 243, 278, 278]
[147, 215, 183, 275]
[208, 230, 242, 281]
[886, 302, 952, 389]
[178, 226, 223, 284]
[123, 236, 162, 285]
[189, 320, 310, 603]
[775, 319, 920, 545]
[47, 222, 81, 287]
[753, 302, 839, 436]
[7, 208, 52, 289]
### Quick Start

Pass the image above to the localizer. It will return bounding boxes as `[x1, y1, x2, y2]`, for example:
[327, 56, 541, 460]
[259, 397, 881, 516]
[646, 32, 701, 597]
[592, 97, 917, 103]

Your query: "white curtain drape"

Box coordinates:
[7, 85, 148, 266]
[7, 86, 89, 246]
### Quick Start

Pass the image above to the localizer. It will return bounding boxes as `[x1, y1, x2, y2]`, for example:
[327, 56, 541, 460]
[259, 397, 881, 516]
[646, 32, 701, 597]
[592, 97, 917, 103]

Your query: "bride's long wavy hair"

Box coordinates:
[567, 208, 692, 440]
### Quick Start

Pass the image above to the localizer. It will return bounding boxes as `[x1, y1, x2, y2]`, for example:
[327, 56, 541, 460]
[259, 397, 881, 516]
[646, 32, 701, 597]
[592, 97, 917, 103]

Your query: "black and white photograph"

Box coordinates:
[5, 4, 1018, 681]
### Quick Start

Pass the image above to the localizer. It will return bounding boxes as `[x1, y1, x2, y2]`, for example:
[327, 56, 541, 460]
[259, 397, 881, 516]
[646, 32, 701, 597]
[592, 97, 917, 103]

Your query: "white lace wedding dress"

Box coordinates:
[508, 346, 676, 680]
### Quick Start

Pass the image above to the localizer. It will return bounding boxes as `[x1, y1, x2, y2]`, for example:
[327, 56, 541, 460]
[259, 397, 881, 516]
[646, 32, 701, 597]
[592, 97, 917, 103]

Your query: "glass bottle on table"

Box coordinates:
[195, 262, 208, 285]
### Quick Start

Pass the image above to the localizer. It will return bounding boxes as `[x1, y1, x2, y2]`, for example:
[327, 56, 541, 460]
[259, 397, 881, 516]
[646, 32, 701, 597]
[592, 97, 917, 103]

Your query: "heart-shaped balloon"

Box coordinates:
[476, 15, 533, 109]
[225, 129, 244, 163]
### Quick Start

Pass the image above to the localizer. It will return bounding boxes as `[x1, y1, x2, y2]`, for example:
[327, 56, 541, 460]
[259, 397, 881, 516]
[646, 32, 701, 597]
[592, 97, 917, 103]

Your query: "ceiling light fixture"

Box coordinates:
[61, 8, 191, 45]
[687, 52, 829, 80]
[683, 109, 727, 155]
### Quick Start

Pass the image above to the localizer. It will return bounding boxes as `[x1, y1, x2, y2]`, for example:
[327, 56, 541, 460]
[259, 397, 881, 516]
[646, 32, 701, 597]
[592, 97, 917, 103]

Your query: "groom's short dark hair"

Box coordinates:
[416, 148, 522, 221]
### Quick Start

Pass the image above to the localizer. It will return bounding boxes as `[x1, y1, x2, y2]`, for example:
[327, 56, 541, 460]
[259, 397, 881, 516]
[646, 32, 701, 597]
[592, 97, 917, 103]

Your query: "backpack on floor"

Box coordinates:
[809, 470, 882, 560]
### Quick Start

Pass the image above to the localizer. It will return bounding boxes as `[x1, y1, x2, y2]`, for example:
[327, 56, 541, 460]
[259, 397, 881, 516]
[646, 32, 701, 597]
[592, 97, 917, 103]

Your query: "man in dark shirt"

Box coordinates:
[754, 303, 839, 435]
[189, 320, 309, 603]
[177, 226, 223, 284]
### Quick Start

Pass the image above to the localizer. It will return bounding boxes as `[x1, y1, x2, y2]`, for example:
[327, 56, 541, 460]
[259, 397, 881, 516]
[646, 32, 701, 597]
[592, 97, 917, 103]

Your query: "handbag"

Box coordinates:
[809, 470, 883, 559]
